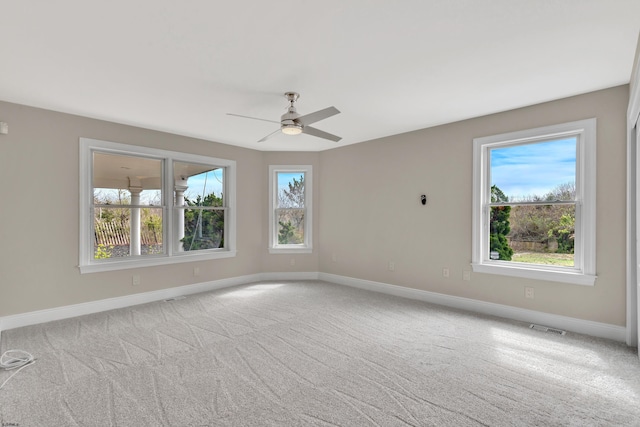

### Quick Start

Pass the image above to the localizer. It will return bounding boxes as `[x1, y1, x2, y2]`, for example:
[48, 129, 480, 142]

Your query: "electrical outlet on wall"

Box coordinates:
[525, 287, 535, 299]
[442, 268, 450, 278]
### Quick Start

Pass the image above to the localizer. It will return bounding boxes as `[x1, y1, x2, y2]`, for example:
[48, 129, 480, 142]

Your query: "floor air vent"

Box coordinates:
[529, 324, 566, 335]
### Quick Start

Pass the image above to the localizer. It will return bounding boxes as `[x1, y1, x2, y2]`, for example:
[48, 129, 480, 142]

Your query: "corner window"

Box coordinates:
[80, 138, 236, 273]
[269, 165, 312, 253]
[471, 119, 596, 285]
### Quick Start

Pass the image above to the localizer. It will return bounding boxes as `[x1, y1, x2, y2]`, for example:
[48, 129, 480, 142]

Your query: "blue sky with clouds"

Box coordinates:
[184, 169, 224, 201]
[490, 137, 576, 201]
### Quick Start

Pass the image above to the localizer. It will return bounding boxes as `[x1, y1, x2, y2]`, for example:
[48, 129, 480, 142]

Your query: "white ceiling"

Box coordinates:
[1, 1, 639, 151]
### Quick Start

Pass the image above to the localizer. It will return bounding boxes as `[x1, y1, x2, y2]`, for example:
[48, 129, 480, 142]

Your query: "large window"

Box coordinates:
[80, 138, 236, 273]
[269, 165, 312, 253]
[472, 119, 596, 285]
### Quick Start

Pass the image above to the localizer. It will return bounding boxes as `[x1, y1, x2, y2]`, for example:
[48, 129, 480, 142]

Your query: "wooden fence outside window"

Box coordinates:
[94, 221, 162, 246]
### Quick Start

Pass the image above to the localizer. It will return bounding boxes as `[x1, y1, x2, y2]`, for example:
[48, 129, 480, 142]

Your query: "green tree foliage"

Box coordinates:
[544, 182, 575, 254]
[182, 192, 224, 251]
[94, 244, 113, 259]
[143, 209, 162, 243]
[490, 185, 514, 261]
[548, 212, 575, 253]
[278, 220, 297, 244]
[94, 189, 131, 226]
[508, 182, 575, 254]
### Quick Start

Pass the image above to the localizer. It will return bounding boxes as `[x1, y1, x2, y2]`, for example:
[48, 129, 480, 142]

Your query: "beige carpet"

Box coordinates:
[1, 280, 640, 426]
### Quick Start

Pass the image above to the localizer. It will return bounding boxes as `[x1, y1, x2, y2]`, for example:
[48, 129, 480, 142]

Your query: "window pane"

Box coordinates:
[489, 204, 575, 267]
[94, 207, 163, 258]
[93, 152, 162, 205]
[179, 208, 224, 251]
[277, 172, 305, 208]
[174, 162, 224, 207]
[277, 209, 305, 244]
[490, 138, 576, 202]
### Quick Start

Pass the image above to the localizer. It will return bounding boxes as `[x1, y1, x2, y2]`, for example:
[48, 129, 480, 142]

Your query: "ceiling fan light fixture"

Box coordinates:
[281, 124, 303, 135]
[228, 91, 341, 142]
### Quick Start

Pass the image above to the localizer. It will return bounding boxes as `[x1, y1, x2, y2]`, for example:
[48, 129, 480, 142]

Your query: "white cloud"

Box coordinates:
[491, 138, 576, 200]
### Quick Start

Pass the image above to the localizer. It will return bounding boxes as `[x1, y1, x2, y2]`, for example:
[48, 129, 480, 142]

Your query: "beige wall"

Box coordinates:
[0, 85, 630, 327]
[319, 86, 629, 326]
[0, 101, 265, 316]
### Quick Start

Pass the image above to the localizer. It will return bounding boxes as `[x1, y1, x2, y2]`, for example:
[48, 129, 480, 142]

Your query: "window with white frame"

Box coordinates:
[471, 119, 596, 285]
[269, 165, 312, 253]
[79, 138, 236, 273]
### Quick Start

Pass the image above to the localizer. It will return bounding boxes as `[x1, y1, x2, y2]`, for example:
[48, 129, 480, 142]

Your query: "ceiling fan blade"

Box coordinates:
[295, 106, 340, 126]
[227, 113, 281, 125]
[302, 126, 342, 142]
[258, 128, 282, 142]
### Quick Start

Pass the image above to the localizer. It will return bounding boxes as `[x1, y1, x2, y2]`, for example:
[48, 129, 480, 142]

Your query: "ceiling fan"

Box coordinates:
[227, 92, 341, 142]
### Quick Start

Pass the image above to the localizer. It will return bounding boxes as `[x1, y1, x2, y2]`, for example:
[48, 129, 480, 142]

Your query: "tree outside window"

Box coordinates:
[269, 165, 312, 253]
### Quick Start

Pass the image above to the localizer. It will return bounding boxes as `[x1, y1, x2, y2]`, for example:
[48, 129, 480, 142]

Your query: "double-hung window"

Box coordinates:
[79, 138, 236, 273]
[471, 119, 596, 285]
[269, 165, 312, 253]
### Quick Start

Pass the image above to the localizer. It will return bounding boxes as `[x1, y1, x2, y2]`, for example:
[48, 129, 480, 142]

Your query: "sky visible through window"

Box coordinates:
[95, 170, 223, 205]
[277, 172, 305, 196]
[490, 137, 576, 201]
[184, 169, 223, 201]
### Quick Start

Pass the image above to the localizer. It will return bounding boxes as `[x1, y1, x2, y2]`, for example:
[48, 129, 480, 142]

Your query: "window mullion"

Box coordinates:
[489, 200, 576, 207]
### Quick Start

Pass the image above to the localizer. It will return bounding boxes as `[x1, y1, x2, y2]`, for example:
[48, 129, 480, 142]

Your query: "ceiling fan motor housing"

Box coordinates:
[281, 110, 301, 123]
[281, 92, 303, 134]
[282, 93, 301, 121]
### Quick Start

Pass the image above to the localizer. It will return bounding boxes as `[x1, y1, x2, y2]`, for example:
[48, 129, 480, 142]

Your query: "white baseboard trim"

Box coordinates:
[0, 274, 263, 334]
[319, 273, 627, 342]
[0, 272, 322, 336]
[260, 271, 320, 281]
[0, 271, 626, 343]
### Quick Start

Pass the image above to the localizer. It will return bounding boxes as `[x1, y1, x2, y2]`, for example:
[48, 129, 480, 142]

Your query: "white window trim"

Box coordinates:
[268, 165, 312, 254]
[79, 138, 236, 273]
[471, 119, 597, 286]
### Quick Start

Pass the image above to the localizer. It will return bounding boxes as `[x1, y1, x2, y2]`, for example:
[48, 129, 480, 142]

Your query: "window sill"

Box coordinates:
[471, 262, 596, 286]
[79, 250, 236, 274]
[269, 246, 312, 254]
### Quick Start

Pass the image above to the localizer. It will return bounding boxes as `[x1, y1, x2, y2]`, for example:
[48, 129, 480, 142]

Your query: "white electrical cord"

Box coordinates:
[0, 350, 35, 390]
